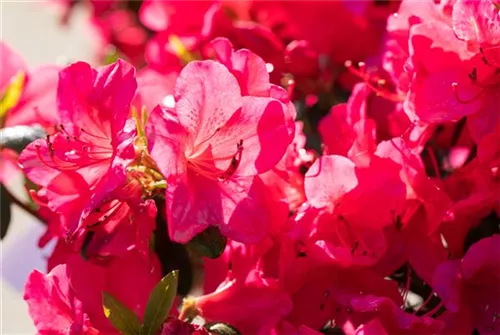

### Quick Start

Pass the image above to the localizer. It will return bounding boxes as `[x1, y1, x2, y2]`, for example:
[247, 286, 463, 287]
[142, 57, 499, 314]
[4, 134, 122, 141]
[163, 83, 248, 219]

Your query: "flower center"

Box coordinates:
[126, 106, 167, 198]
[187, 139, 244, 181]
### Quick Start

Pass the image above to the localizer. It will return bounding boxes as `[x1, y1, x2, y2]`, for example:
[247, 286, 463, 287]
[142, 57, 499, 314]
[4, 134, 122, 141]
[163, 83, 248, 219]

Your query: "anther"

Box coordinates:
[480, 47, 490, 65]
[468, 68, 477, 82]
[217, 139, 244, 181]
[452, 82, 485, 104]
[344, 60, 405, 102]
[350, 240, 359, 255]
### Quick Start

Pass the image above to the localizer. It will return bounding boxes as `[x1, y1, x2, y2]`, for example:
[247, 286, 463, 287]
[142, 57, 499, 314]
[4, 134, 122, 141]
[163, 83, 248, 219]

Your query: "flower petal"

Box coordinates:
[304, 155, 358, 209]
[174, 60, 242, 150]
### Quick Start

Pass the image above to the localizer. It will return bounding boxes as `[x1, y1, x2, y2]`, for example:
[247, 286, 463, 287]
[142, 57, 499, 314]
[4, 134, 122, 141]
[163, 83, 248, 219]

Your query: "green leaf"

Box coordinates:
[141, 270, 179, 335]
[102, 292, 142, 335]
[186, 226, 227, 259]
[103, 45, 120, 65]
[1, 183, 12, 240]
[205, 322, 242, 335]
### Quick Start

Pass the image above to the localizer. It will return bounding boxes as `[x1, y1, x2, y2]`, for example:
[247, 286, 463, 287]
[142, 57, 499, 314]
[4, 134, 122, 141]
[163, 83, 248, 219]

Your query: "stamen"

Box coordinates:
[427, 147, 442, 179]
[414, 292, 436, 314]
[217, 139, 243, 181]
[402, 264, 411, 304]
[28, 189, 48, 207]
[86, 214, 110, 229]
[452, 82, 485, 104]
[59, 124, 107, 150]
[35, 144, 79, 171]
[193, 151, 245, 163]
[85, 200, 122, 230]
[190, 127, 221, 155]
[423, 301, 444, 317]
[332, 215, 372, 258]
[46, 135, 54, 155]
[333, 216, 351, 250]
[58, 124, 73, 138]
[188, 161, 221, 179]
[482, 55, 489, 65]
[468, 68, 477, 82]
[80, 127, 109, 141]
[345, 60, 405, 102]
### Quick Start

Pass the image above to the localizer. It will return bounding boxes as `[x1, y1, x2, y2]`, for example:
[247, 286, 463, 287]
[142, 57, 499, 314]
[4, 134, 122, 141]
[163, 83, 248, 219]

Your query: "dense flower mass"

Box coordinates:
[1, 0, 499, 334]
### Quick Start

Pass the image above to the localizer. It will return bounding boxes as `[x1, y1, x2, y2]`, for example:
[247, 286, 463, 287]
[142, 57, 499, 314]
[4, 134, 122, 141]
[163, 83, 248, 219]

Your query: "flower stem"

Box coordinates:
[2, 185, 43, 222]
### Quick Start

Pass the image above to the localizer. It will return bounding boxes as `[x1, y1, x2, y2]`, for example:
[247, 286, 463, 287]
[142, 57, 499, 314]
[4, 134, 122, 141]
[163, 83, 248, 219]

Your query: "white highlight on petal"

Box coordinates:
[162, 94, 176, 108]
[266, 63, 274, 73]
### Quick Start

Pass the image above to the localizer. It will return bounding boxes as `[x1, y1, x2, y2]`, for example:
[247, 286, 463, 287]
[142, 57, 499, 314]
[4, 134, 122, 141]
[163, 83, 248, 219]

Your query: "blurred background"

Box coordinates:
[1, 2, 92, 332]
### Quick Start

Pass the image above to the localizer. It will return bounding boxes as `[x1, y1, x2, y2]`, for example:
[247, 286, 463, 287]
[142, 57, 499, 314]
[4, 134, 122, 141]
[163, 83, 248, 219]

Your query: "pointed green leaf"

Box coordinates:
[102, 292, 142, 335]
[141, 270, 179, 335]
[1, 183, 12, 240]
[187, 226, 227, 259]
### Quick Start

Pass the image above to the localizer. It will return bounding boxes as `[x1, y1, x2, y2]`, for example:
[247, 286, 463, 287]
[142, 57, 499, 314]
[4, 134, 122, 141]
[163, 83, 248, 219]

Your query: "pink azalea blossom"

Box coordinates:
[146, 60, 293, 243]
[19, 60, 156, 257]
[13, 1, 500, 334]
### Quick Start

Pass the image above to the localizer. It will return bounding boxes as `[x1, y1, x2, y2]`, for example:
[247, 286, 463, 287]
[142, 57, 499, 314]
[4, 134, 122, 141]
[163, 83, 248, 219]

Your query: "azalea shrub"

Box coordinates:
[1, 0, 499, 334]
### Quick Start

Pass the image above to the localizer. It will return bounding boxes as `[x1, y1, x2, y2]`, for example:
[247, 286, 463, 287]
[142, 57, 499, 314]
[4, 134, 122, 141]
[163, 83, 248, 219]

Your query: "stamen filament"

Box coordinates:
[414, 291, 436, 314]
[345, 60, 405, 102]
[452, 82, 485, 104]
[423, 301, 444, 317]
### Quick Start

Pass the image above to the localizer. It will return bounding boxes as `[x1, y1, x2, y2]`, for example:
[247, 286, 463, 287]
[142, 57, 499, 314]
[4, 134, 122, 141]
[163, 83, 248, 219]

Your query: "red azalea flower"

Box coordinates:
[19, 60, 158, 257]
[146, 60, 293, 243]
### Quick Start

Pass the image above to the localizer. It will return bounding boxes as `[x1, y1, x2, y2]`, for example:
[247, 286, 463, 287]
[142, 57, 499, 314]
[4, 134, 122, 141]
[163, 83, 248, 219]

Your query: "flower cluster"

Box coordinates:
[0, 0, 499, 334]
